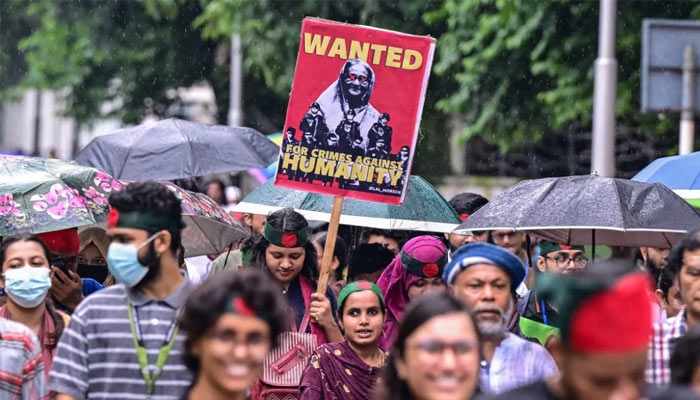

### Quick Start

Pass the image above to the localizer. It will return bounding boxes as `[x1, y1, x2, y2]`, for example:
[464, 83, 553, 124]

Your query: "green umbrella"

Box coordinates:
[234, 176, 460, 233]
[0, 155, 120, 235]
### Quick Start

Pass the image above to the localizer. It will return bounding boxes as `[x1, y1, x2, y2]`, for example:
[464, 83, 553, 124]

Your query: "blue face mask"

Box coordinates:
[107, 233, 160, 288]
[4, 266, 52, 308]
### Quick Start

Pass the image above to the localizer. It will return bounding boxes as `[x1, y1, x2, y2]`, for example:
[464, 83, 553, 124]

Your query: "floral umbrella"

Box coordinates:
[160, 182, 248, 257]
[0, 155, 121, 236]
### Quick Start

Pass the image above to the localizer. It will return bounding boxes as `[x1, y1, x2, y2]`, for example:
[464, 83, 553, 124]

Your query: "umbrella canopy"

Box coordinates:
[75, 118, 280, 180]
[0, 155, 119, 235]
[89, 181, 248, 258]
[632, 151, 700, 189]
[454, 175, 700, 248]
[234, 176, 460, 233]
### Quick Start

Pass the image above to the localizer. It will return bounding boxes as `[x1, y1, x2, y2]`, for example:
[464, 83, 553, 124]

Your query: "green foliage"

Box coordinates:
[11, 0, 218, 125]
[8, 0, 700, 175]
[427, 0, 700, 150]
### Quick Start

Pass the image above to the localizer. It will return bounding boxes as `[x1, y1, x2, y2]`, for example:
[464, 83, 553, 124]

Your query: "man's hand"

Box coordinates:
[50, 267, 84, 312]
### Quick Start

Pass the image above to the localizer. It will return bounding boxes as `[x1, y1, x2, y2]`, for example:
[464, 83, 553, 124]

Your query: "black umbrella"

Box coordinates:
[454, 175, 700, 248]
[75, 118, 279, 180]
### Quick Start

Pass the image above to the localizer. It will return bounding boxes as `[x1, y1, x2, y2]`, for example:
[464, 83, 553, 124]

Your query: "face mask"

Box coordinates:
[107, 233, 159, 288]
[77, 263, 109, 284]
[4, 266, 51, 308]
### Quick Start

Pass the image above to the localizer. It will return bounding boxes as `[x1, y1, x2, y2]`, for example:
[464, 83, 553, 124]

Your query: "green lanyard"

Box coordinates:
[126, 299, 180, 397]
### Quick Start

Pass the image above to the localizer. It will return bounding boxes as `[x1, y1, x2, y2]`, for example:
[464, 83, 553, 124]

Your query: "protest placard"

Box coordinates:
[274, 18, 436, 205]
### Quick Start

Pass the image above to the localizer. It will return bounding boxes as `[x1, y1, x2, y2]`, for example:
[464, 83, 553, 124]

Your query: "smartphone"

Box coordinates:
[51, 256, 73, 282]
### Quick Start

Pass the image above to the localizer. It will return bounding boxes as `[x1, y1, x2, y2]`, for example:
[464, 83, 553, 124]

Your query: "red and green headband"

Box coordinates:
[401, 249, 449, 278]
[337, 280, 385, 312]
[108, 208, 182, 233]
[262, 222, 309, 248]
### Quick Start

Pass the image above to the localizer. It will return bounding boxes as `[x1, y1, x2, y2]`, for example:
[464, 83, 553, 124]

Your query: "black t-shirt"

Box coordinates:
[477, 380, 699, 400]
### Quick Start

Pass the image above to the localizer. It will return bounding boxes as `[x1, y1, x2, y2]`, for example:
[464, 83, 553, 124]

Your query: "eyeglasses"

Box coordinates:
[207, 329, 270, 360]
[410, 339, 477, 362]
[346, 73, 368, 83]
[544, 254, 588, 269]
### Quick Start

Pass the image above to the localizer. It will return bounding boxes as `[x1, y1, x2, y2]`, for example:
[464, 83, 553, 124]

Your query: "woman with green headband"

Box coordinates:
[245, 208, 342, 344]
[299, 280, 388, 400]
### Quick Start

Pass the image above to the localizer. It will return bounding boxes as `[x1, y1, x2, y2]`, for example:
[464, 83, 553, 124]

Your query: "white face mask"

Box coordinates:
[4, 266, 51, 308]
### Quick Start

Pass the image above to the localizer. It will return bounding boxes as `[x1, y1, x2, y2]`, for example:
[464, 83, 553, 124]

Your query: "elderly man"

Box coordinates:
[317, 58, 381, 144]
[485, 262, 696, 400]
[443, 242, 558, 395]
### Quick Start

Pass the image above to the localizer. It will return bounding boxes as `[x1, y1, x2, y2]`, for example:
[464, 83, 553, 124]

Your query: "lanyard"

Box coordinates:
[126, 299, 180, 397]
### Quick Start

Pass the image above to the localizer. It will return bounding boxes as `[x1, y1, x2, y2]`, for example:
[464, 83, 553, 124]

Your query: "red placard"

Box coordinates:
[274, 18, 435, 205]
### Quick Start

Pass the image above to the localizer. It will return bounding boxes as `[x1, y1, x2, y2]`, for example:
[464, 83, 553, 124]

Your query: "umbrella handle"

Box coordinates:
[316, 197, 344, 295]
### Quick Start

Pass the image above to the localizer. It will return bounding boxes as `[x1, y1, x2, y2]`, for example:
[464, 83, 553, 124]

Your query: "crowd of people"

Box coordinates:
[2, 182, 700, 399]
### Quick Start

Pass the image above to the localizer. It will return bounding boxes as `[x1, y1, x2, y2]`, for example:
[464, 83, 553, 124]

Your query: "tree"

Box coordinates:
[426, 0, 700, 152]
[12, 0, 219, 126]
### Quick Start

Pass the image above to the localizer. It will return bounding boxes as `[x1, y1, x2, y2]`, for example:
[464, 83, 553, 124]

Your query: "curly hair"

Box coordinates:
[178, 268, 288, 377]
[246, 208, 319, 282]
[108, 181, 184, 251]
[0, 235, 65, 352]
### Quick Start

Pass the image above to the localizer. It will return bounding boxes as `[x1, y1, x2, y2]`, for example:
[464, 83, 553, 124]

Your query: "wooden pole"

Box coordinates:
[317, 196, 344, 295]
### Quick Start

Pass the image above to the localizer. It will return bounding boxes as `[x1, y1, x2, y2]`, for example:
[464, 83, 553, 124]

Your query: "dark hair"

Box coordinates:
[448, 192, 489, 216]
[376, 292, 481, 400]
[338, 287, 386, 322]
[360, 228, 407, 249]
[672, 324, 700, 385]
[657, 266, 676, 302]
[313, 232, 348, 282]
[667, 230, 700, 287]
[347, 243, 394, 281]
[179, 268, 288, 377]
[0, 235, 64, 352]
[247, 208, 319, 281]
[108, 181, 184, 251]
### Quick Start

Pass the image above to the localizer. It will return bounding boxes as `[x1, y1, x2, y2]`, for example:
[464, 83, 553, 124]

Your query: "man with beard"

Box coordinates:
[367, 113, 393, 154]
[299, 102, 327, 143]
[485, 261, 697, 400]
[443, 242, 558, 395]
[317, 59, 381, 144]
[640, 246, 670, 287]
[50, 181, 193, 399]
[444, 192, 490, 255]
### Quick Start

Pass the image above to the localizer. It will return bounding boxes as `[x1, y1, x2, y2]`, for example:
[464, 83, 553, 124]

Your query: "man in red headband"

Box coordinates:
[485, 261, 696, 400]
[445, 192, 489, 254]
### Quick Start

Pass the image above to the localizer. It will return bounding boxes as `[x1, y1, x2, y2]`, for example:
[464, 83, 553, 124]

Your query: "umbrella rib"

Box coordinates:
[236, 128, 272, 167]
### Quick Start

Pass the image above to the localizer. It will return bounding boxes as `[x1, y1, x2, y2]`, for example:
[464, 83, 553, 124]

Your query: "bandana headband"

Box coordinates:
[539, 241, 585, 256]
[262, 222, 309, 248]
[337, 280, 386, 312]
[108, 208, 182, 233]
[401, 248, 449, 278]
[224, 293, 261, 319]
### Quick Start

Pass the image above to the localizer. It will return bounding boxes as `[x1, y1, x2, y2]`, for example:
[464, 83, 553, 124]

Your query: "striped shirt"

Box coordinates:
[49, 277, 194, 399]
[0, 316, 48, 400]
[479, 333, 559, 395]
